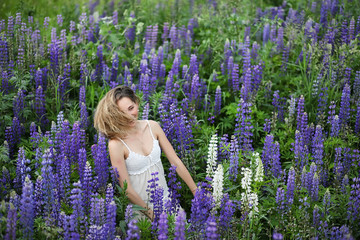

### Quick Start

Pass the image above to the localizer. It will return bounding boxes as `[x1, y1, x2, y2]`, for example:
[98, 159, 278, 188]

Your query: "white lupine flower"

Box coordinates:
[206, 134, 218, 178]
[212, 164, 224, 207]
[241, 192, 259, 217]
[251, 152, 264, 182]
[248, 192, 259, 216]
[241, 167, 252, 193]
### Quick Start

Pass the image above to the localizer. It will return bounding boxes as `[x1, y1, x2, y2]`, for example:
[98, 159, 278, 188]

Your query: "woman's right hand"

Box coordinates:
[144, 208, 154, 221]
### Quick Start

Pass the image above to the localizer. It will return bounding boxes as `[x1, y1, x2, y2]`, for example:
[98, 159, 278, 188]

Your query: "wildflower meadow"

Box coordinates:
[0, 0, 360, 239]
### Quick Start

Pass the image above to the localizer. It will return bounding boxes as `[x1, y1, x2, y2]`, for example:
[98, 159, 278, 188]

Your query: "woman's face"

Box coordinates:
[117, 97, 139, 127]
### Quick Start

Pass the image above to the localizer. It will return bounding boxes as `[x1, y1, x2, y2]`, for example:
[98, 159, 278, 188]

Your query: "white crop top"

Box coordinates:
[118, 120, 162, 175]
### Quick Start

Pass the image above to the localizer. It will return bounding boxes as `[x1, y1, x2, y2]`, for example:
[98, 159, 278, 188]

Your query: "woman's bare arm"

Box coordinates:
[150, 120, 197, 196]
[108, 139, 154, 220]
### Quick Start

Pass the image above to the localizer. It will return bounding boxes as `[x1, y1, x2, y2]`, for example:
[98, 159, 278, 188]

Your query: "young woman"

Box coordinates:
[94, 85, 197, 220]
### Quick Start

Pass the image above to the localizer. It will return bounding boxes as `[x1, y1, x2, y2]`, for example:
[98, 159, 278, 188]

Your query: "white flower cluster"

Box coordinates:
[240, 167, 259, 217]
[251, 152, 264, 182]
[206, 134, 218, 178]
[212, 164, 224, 208]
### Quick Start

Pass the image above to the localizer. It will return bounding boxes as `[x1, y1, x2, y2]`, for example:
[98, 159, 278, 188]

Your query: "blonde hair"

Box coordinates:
[94, 85, 140, 139]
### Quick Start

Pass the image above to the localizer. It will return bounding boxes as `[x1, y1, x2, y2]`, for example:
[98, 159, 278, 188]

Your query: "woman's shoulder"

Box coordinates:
[146, 119, 160, 127]
[108, 137, 124, 151]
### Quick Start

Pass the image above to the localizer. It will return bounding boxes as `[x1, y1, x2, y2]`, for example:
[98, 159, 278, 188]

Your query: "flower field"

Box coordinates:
[1, 0, 360, 239]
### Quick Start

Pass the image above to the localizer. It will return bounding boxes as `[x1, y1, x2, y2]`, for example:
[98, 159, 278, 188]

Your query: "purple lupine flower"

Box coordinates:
[341, 174, 349, 194]
[354, 71, 360, 102]
[270, 24, 277, 43]
[112, 10, 118, 25]
[87, 225, 105, 239]
[174, 210, 186, 240]
[125, 15, 136, 43]
[320, 1, 328, 27]
[316, 88, 328, 124]
[1, 69, 10, 94]
[20, 176, 34, 239]
[218, 134, 229, 162]
[70, 181, 85, 233]
[126, 219, 140, 240]
[5, 117, 24, 157]
[60, 212, 78, 240]
[1, 167, 11, 197]
[16, 47, 25, 68]
[276, 27, 284, 52]
[158, 212, 168, 240]
[286, 167, 296, 207]
[169, 25, 179, 50]
[329, 225, 354, 240]
[35, 86, 48, 129]
[105, 200, 117, 240]
[58, 154, 70, 200]
[292, 130, 309, 171]
[90, 195, 105, 226]
[80, 101, 89, 129]
[341, 20, 349, 45]
[29, 122, 40, 148]
[190, 74, 201, 106]
[35, 68, 44, 89]
[141, 102, 150, 120]
[347, 177, 360, 225]
[125, 204, 133, 224]
[240, 68, 252, 101]
[41, 149, 56, 220]
[229, 135, 239, 181]
[234, 98, 253, 152]
[343, 67, 351, 86]
[5, 204, 17, 240]
[304, 162, 316, 191]
[79, 63, 88, 85]
[262, 135, 282, 178]
[330, 115, 340, 137]
[147, 172, 164, 231]
[205, 216, 218, 240]
[312, 125, 324, 180]
[7, 16, 15, 39]
[14, 147, 30, 190]
[0, 36, 9, 71]
[281, 43, 290, 72]
[92, 134, 109, 191]
[105, 183, 114, 208]
[272, 231, 283, 240]
[165, 165, 181, 215]
[48, 28, 60, 77]
[13, 89, 25, 121]
[276, 187, 286, 213]
[34, 176, 44, 217]
[57, 14, 63, 27]
[264, 119, 271, 133]
[323, 188, 331, 216]
[189, 54, 199, 77]
[214, 86, 222, 116]
[82, 161, 93, 213]
[355, 104, 360, 134]
[218, 193, 236, 234]
[189, 180, 215, 235]
[296, 95, 305, 131]
[263, 23, 270, 44]
[327, 101, 336, 125]
[333, 147, 344, 183]
[311, 173, 319, 201]
[69, 20, 76, 32]
[339, 84, 351, 129]
[272, 90, 286, 122]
